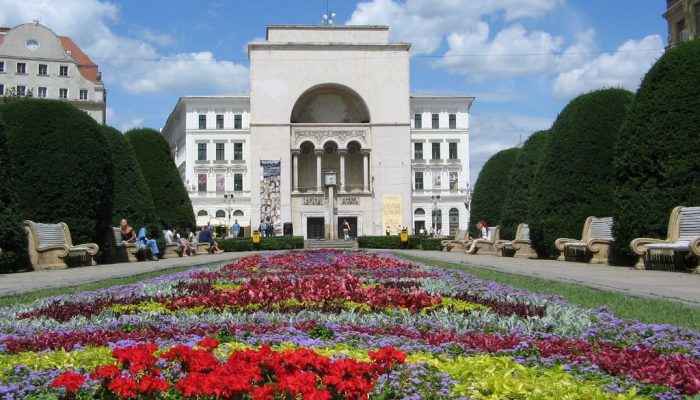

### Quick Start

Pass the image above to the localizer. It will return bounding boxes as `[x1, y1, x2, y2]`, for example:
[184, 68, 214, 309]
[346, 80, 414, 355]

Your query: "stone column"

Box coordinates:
[362, 150, 370, 193]
[339, 149, 347, 193]
[291, 150, 299, 193]
[315, 149, 323, 193]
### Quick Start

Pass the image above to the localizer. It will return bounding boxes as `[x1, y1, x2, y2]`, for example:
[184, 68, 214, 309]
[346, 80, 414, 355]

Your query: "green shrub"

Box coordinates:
[499, 130, 550, 240]
[219, 237, 304, 252]
[528, 89, 634, 258]
[419, 238, 443, 251]
[358, 235, 421, 249]
[469, 147, 520, 237]
[0, 117, 28, 272]
[612, 40, 700, 264]
[1, 99, 113, 253]
[125, 128, 195, 232]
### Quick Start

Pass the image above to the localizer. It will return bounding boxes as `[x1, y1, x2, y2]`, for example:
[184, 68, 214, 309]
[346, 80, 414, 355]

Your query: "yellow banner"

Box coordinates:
[381, 195, 403, 235]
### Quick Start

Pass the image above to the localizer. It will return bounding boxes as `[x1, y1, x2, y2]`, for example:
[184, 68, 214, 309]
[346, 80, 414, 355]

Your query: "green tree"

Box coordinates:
[528, 88, 634, 258]
[469, 147, 520, 237]
[0, 116, 29, 272]
[499, 130, 550, 240]
[125, 128, 195, 232]
[1, 99, 113, 253]
[612, 40, 700, 263]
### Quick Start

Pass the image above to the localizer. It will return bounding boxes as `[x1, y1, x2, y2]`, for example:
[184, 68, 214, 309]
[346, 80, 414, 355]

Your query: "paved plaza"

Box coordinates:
[1, 249, 698, 307]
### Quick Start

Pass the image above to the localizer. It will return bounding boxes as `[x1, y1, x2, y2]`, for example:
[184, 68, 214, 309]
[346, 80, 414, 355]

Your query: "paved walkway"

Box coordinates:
[392, 250, 700, 307]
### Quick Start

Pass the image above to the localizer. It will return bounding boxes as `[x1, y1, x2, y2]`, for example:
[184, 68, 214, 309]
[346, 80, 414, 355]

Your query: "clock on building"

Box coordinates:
[324, 171, 337, 186]
[26, 39, 40, 51]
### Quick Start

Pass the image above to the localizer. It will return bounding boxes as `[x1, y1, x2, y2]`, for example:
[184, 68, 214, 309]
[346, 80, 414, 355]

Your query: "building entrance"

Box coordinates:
[307, 217, 325, 239]
[337, 217, 358, 239]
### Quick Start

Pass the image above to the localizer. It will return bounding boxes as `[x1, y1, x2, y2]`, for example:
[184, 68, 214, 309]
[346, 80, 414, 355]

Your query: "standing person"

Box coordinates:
[136, 227, 160, 260]
[342, 219, 351, 240]
[466, 220, 490, 254]
[232, 220, 240, 239]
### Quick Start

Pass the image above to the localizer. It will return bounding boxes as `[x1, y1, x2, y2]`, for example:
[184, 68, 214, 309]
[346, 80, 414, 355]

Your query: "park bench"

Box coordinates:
[464, 226, 500, 256]
[162, 230, 182, 259]
[24, 220, 99, 270]
[441, 228, 469, 252]
[630, 206, 700, 272]
[555, 216, 613, 264]
[495, 223, 536, 258]
[197, 242, 212, 255]
[111, 227, 143, 262]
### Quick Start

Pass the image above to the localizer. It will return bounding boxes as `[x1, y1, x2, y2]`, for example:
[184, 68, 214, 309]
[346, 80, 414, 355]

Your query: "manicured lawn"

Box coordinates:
[397, 253, 700, 331]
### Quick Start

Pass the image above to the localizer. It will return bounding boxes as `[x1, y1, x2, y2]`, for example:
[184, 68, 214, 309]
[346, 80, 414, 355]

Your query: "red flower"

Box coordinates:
[51, 371, 85, 394]
[107, 376, 138, 398]
[90, 364, 120, 380]
[197, 337, 219, 350]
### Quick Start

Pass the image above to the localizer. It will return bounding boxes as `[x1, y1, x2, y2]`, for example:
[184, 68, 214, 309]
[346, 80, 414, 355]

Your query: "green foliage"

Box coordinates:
[499, 130, 550, 240]
[218, 237, 304, 252]
[125, 128, 195, 232]
[357, 236, 440, 250]
[528, 89, 634, 258]
[0, 117, 28, 272]
[419, 238, 443, 251]
[612, 40, 700, 264]
[1, 99, 113, 253]
[469, 147, 520, 237]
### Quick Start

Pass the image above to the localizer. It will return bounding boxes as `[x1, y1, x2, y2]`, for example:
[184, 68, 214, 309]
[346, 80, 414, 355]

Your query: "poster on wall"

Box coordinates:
[260, 160, 281, 235]
[381, 195, 402, 235]
[432, 171, 442, 189]
[197, 174, 207, 192]
[216, 173, 225, 193]
[449, 172, 459, 190]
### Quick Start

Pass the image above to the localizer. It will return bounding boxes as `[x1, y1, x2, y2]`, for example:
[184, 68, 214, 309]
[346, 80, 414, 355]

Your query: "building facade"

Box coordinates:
[162, 25, 474, 239]
[664, 0, 700, 46]
[0, 22, 106, 124]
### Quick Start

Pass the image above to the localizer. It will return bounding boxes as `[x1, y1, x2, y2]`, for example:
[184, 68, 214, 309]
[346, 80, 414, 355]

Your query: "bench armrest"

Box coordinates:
[494, 240, 510, 250]
[690, 237, 700, 257]
[587, 238, 612, 253]
[554, 238, 579, 251]
[35, 244, 70, 257]
[72, 242, 100, 256]
[629, 238, 667, 256]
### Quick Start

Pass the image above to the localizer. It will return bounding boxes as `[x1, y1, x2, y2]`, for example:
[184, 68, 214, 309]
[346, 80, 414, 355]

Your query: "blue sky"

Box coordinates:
[0, 0, 667, 181]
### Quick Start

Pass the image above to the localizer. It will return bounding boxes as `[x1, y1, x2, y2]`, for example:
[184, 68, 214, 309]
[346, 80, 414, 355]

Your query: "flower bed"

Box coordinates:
[1, 250, 699, 399]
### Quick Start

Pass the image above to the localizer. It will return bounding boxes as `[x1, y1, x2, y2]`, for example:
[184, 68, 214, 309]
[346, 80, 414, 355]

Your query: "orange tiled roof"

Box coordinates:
[59, 36, 102, 84]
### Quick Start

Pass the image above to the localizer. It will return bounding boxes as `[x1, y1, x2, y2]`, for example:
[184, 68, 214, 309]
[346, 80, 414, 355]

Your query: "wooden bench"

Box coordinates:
[112, 227, 142, 262]
[495, 223, 536, 258]
[24, 220, 99, 270]
[555, 217, 613, 264]
[441, 228, 469, 252]
[464, 226, 500, 256]
[631, 206, 700, 272]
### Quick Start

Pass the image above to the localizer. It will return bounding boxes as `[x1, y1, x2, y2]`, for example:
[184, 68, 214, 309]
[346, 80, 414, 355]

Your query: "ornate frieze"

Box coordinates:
[292, 128, 369, 148]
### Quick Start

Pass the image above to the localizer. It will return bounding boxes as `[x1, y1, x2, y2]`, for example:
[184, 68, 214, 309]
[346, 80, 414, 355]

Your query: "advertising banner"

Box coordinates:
[381, 195, 403, 235]
[260, 160, 281, 235]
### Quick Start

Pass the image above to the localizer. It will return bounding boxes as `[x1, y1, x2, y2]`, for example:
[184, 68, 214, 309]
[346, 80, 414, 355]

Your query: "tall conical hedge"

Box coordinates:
[469, 147, 520, 237]
[0, 116, 28, 272]
[612, 40, 700, 263]
[125, 128, 195, 231]
[1, 99, 113, 252]
[499, 130, 550, 240]
[528, 88, 634, 258]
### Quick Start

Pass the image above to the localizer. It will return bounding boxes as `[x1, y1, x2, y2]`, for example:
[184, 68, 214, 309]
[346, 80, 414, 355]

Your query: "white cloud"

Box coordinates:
[138, 28, 175, 47]
[120, 117, 145, 133]
[552, 35, 664, 100]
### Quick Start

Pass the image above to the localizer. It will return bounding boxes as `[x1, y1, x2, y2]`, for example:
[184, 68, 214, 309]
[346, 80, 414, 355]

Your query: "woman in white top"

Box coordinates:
[467, 220, 490, 254]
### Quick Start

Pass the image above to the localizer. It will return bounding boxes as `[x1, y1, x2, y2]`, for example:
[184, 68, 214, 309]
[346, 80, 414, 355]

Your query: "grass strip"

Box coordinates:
[396, 253, 700, 331]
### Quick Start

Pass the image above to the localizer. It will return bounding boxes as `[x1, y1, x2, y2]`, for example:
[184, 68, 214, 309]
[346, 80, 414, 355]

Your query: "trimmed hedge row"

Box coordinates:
[358, 236, 442, 250]
[0, 117, 28, 272]
[218, 237, 305, 252]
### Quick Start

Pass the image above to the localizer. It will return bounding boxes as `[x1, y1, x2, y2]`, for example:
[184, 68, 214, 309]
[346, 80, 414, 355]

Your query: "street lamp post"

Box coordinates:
[431, 194, 441, 237]
[224, 193, 234, 238]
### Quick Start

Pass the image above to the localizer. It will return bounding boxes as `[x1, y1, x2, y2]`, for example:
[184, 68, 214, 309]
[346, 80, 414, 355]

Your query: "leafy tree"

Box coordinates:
[499, 130, 550, 240]
[528, 88, 634, 258]
[0, 116, 28, 272]
[469, 147, 520, 237]
[1, 99, 113, 254]
[125, 128, 195, 232]
[612, 40, 700, 264]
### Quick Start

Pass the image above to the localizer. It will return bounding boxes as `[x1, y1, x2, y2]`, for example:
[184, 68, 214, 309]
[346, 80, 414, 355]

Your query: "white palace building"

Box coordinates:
[162, 25, 474, 239]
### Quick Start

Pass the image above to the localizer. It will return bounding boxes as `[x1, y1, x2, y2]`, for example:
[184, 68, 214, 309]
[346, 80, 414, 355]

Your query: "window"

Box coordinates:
[676, 19, 688, 43]
[216, 114, 224, 129]
[215, 210, 226, 218]
[16, 85, 26, 96]
[431, 113, 439, 129]
[0, 84, 4, 95]
[59, 65, 68, 76]
[233, 142, 243, 160]
[38, 64, 48, 75]
[414, 142, 423, 159]
[414, 172, 424, 190]
[449, 208, 459, 236]
[449, 114, 456, 129]
[234, 114, 242, 129]
[16, 62, 26, 74]
[59, 88, 68, 99]
[0, 61, 4, 73]
[234, 173, 243, 191]
[37, 87, 47, 98]
[79, 89, 88, 100]
[431, 142, 441, 160]
[233, 209, 244, 216]
[414, 113, 422, 129]
[198, 114, 206, 129]
[215, 143, 224, 160]
[197, 143, 207, 160]
[449, 172, 459, 190]
[197, 174, 207, 192]
[197, 210, 208, 216]
[448, 142, 458, 160]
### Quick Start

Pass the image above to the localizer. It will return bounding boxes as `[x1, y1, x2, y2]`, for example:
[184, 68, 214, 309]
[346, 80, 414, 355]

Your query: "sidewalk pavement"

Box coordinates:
[0, 252, 257, 298]
[391, 250, 700, 307]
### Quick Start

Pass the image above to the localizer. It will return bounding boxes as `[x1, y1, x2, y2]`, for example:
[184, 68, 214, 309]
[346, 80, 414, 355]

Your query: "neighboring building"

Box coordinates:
[162, 25, 474, 239]
[0, 22, 106, 124]
[664, 0, 700, 47]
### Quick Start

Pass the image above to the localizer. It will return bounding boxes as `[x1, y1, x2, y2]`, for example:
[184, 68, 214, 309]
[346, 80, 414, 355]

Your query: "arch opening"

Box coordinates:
[291, 84, 370, 123]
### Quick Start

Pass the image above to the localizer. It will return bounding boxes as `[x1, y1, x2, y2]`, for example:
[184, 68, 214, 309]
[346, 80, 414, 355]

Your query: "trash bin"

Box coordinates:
[283, 222, 293, 237]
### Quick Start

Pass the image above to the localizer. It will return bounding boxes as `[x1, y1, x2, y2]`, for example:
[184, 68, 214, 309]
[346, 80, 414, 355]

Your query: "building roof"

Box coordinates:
[59, 36, 101, 83]
[0, 27, 9, 45]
